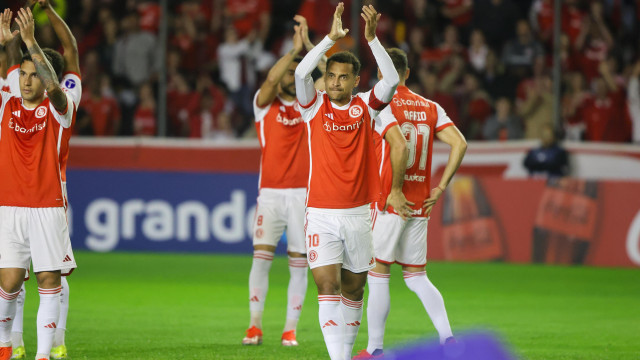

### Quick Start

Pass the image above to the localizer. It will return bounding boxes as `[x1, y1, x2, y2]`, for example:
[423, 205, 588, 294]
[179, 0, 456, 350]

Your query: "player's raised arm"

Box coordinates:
[362, 5, 399, 111]
[424, 124, 467, 216]
[16, 7, 67, 112]
[0, 9, 19, 50]
[38, 0, 80, 75]
[294, 2, 348, 107]
[256, 20, 304, 107]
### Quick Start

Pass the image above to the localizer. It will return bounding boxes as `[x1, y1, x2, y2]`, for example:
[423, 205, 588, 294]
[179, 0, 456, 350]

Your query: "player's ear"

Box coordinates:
[354, 75, 360, 87]
[405, 68, 410, 81]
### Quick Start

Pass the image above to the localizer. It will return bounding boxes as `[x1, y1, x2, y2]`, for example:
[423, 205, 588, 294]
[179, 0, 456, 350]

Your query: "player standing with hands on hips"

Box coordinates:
[0, 7, 77, 360]
[355, 48, 467, 359]
[295, 3, 412, 359]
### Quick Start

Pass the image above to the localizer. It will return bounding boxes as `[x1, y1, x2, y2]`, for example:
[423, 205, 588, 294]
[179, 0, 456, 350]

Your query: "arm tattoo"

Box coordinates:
[27, 43, 68, 111]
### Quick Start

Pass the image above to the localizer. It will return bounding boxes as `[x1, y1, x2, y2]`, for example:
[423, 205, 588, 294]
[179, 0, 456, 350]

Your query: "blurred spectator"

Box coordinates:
[574, 1, 614, 82]
[483, 97, 523, 140]
[563, 0, 586, 47]
[137, 0, 161, 33]
[419, 69, 460, 126]
[468, 29, 489, 73]
[502, 19, 544, 81]
[472, 0, 520, 51]
[628, 60, 640, 143]
[481, 50, 515, 100]
[217, 25, 257, 134]
[518, 73, 554, 139]
[562, 72, 590, 140]
[523, 124, 569, 177]
[423, 25, 465, 71]
[580, 61, 631, 142]
[79, 75, 121, 136]
[529, 0, 553, 45]
[112, 13, 159, 86]
[440, 0, 473, 43]
[188, 89, 233, 140]
[133, 83, 157, 136]
[225, 0, 271, 43]
[456, 72, 493, 139]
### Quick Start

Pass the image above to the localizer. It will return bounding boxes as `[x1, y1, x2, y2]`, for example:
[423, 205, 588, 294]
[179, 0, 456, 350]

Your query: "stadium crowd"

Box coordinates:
[3, 0, 639, 142]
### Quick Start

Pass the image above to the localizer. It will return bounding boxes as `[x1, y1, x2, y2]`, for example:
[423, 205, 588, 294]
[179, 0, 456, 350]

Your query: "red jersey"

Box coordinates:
[581, 92, 631, 142]
[299, 90, 396, 209]
[375, 86, 454, 217]
[134, 107, 157, 136]
[0, 91, 75, 207]
[7, 67, 82, 183]
[253, 91, 309, 189]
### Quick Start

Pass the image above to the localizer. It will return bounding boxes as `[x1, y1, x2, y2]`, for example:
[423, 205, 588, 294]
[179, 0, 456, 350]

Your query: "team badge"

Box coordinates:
[349, 105, 363, 118]
[308, 250, 318, 262]
[255, 228, 264, 239]
[35, 106, 48, 119]
[64, 78, 76, 89]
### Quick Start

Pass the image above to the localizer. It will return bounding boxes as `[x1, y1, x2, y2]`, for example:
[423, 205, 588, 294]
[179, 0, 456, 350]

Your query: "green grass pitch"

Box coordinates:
[17, 251, 640, 359]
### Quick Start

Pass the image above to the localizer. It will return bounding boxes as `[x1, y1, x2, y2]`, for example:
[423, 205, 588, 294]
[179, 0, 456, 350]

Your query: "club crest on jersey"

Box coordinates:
[64, 78, 76, 89]
[349, 105, 363, 118]
[308, 250, 318, 262]
[35, 106, 48, 119]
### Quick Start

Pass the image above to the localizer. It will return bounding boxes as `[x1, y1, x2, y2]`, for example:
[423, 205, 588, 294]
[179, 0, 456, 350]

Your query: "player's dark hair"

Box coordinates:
[386, 48, 408, 77]
[21, 48, 65, 80]
[292, 55, 304, 64]
[326, 51, 361, 75]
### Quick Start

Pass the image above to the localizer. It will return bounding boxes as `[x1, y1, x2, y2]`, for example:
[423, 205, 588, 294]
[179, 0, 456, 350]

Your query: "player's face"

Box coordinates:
[279, 62, 298, 97]
[325, 62, 360, 104]
[19, 61, 46, 102]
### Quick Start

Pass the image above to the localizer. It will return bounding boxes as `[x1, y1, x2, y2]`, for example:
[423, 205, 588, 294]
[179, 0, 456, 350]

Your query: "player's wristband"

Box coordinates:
[436, 185, 446, 192]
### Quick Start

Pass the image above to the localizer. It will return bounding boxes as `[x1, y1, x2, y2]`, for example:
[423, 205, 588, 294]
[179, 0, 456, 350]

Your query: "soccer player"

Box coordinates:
[294, 4, 412, 359]
[4, 2, 81, 358]
[0, 7, 78, 360]
[354, 48, 467, 359]
[243, 17, 315, 347]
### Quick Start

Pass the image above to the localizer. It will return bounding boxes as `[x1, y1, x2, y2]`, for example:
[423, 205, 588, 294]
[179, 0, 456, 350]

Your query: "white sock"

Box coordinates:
[0, 287, 20, 344]
[341, 295, 363, 360]
[403, 271, 453, 343]
[284, 257, 308, 332]
[10, 285, 25, 337]
[248, 250, 274, 328]
[366, 271, 390, 353]
[318, 295, 344, 360]
[37, 286, 62, 357]
[54, 277, 70, 347]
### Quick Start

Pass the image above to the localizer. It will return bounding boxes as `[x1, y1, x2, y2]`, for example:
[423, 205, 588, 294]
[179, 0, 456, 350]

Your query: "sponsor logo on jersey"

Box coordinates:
[393, 97, 430, 108]
[276, 113, 303, 126]
[323, 118, 364, 132]
[348, 105, 363, 118]
[35, 106, 48, 119]
[404, 174, 426, 182]
[64, 78, 77, 89]
[9, 119, 47, 134]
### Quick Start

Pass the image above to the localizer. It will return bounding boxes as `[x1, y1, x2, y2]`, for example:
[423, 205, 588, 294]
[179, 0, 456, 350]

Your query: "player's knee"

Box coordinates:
[0, 270, 26, 293]
[35, 271, 62, 289]
[342, 286, 365, 301]
[316, 281, 340, 295]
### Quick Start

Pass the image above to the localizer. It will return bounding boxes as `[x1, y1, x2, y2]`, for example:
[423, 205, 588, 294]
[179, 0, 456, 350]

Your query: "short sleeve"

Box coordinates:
[299, 90, 323, 123]
[374, 105, 398, 137]
[0, 91, 15, 126]
[435, 102, 454, 132]
[253, 90, 270, 123]
[61, 73, 83, 108]
[49, 92, 76, 129]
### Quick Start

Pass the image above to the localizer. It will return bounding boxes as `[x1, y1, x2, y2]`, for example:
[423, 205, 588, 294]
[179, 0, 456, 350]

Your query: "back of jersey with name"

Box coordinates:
[375, 86, 453, 217]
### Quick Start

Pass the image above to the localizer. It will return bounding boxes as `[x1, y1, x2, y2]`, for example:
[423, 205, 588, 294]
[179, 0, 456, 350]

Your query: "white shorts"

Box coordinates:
[0, 207, 77, 273]
[372, 210, 428, 267]
[252, 188, 307, 254]
[305, 206, 375, 273]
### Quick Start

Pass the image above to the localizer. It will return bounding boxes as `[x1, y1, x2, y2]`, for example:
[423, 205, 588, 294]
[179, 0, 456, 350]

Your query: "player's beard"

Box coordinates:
[281, 82, 296, 97]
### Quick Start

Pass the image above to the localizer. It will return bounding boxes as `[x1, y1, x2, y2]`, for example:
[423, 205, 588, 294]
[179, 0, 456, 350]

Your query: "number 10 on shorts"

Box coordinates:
[308, 234, 319, 248]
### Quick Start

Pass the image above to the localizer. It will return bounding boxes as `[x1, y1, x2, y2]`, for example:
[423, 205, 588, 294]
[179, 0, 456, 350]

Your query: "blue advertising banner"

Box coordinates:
[66, 170, 287, 254]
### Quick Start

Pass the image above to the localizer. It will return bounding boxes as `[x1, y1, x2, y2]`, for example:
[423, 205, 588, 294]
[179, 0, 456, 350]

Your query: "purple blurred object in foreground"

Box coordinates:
[386, 332, 515, 360]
